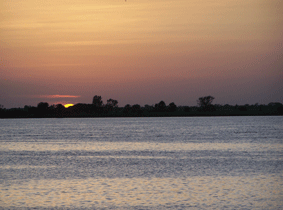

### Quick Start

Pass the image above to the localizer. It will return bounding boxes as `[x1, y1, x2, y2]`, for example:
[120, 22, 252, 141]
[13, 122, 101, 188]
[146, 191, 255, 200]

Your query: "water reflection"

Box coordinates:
[1, 141, 282, 152]
[1, 175, 282, 209]
[1, 117, 282, 209]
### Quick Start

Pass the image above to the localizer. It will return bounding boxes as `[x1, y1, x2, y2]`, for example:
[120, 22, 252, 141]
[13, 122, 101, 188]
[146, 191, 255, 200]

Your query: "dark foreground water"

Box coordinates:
[0, 116, 282, 209]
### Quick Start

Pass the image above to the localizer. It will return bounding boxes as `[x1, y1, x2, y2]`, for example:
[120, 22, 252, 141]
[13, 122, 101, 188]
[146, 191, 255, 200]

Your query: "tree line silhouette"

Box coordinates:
[0, 95, 282, 118]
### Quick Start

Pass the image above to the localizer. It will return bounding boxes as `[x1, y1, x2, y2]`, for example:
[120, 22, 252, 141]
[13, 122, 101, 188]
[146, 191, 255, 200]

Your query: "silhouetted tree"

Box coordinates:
[92, 95, 103, 107]
[24, 105, 31, 112]
[37, 102, 49, 116]
[144, 104, 154, 113]
[132, 104, 142, 114]
[278, 105, 283, 115]
[268, 102, 283, 115]
[155, 101, 166, 112]
[72, 103, 94, 115]
[168, 102, 177, 112]
[123, 104, 131, 114]
[183, 106, 190, 112]
[197, 96, 215, 112]
[37, 102, 49, 110]
[55, 104, 65, 117]
[197, 96, 214, 107]
[0, 104, 4, 117]
[104, 99, 118, 113]
[56, 104, 65, 109]
[106, 99, 118, 107]
[238, 105, 247, 112]
[23, 105, 36, 116]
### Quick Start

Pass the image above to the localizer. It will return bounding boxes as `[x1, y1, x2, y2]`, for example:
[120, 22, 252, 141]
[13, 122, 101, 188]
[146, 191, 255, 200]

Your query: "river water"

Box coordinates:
[0, 116, 282, 209]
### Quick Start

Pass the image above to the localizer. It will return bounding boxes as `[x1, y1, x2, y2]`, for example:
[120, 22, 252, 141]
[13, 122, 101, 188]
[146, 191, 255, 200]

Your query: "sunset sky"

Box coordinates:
[1, 0, 282, 108]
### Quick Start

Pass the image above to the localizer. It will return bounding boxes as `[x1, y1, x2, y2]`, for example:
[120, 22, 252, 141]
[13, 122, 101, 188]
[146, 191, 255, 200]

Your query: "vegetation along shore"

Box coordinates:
[1, 95, 282, 118]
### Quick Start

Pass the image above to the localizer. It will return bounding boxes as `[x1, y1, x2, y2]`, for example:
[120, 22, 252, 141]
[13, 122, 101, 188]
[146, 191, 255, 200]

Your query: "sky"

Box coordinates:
[1, 0, 282, 108]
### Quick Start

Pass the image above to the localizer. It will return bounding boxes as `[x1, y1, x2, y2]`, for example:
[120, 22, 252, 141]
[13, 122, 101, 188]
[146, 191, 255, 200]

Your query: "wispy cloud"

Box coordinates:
[38, 95, 80, 99]
[45, 40, 138, 46]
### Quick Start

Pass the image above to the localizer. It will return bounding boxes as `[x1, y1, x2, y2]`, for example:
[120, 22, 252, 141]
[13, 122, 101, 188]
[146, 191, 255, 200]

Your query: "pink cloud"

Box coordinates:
[38, 95, 80, 99]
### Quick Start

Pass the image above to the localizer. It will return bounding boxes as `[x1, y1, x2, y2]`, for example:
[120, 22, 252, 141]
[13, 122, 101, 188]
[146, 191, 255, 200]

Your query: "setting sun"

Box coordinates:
[64, 104, 74, 108]
[0, 0, 282, 108]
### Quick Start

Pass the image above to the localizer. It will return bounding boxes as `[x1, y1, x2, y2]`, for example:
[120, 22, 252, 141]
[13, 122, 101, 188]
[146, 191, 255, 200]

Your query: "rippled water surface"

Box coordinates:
[0, 116, 282, 209]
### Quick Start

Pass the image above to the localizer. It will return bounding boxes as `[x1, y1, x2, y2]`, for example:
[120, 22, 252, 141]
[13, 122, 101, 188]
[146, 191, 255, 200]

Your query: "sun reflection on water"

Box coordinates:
[1, 176, 282, 209]
[1, 142, 282, 152]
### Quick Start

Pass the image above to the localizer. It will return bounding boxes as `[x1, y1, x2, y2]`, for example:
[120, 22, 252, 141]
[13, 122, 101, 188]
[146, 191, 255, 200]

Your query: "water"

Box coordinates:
[0, 116, 282, 209]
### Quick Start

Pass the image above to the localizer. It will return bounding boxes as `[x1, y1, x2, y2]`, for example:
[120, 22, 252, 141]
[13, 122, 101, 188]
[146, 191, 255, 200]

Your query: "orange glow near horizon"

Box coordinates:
[1, 0, 282, 108]
[64, 104, 74, 108]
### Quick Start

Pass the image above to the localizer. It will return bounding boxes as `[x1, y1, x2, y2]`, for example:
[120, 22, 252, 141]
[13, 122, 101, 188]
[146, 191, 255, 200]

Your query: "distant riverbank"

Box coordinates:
[1, 102, 282, 118]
